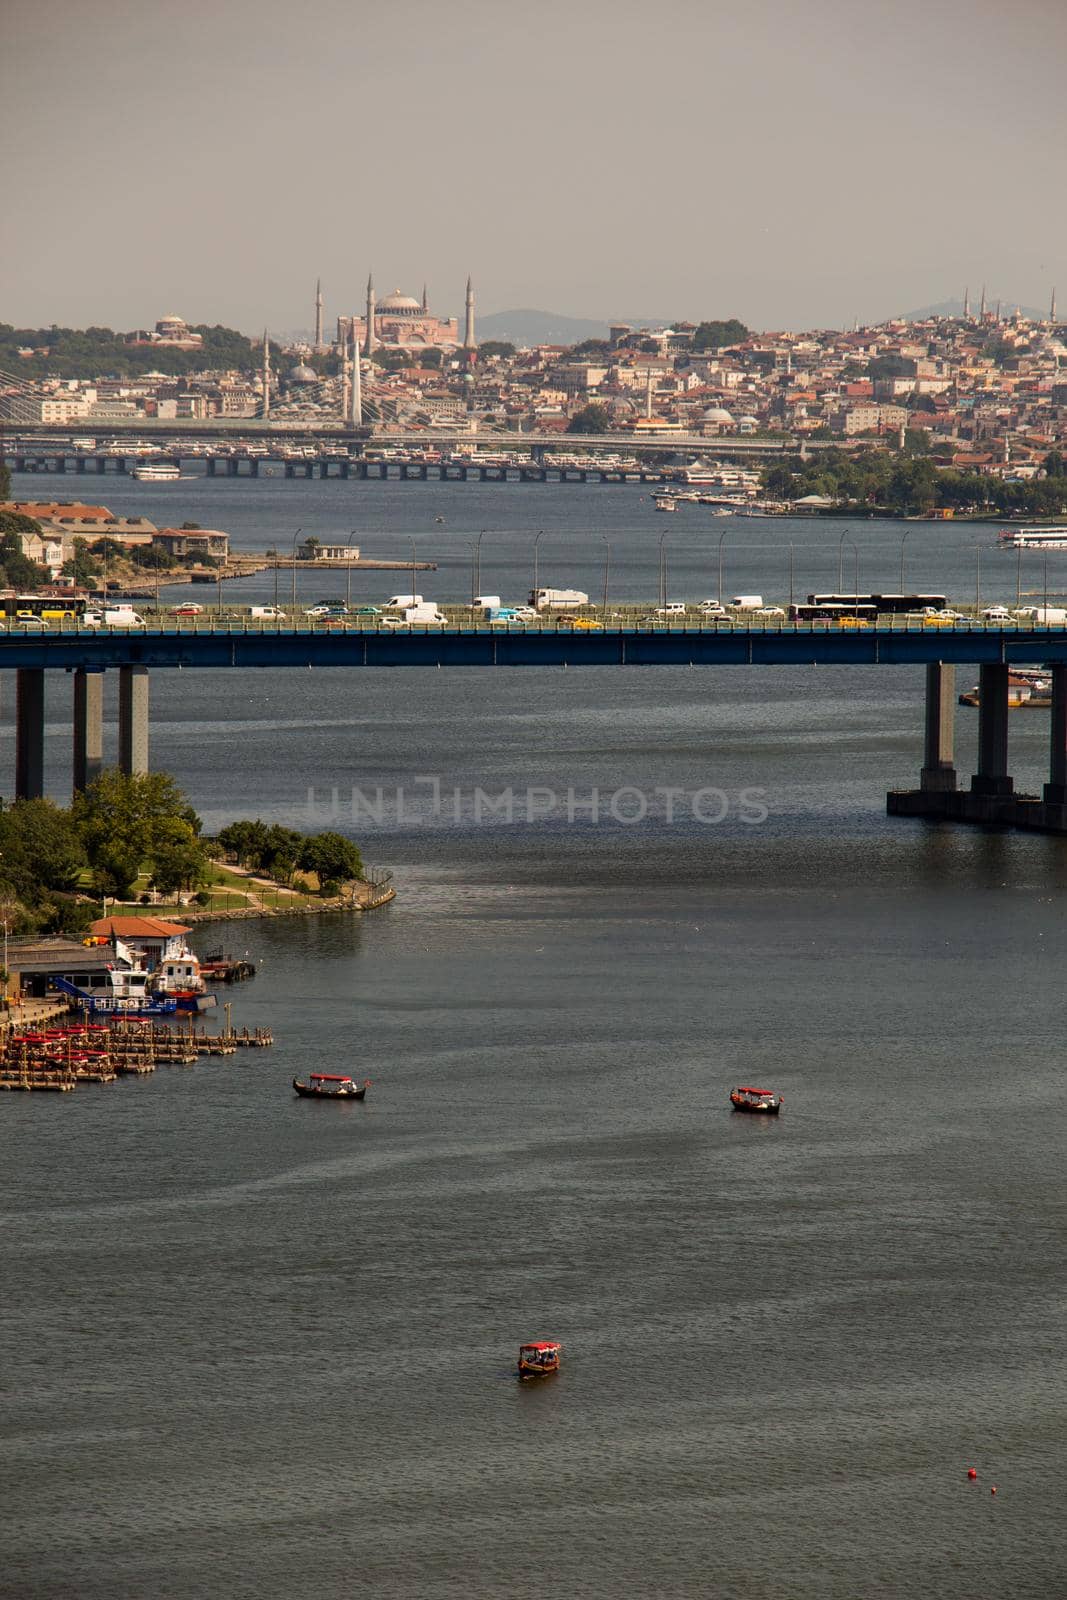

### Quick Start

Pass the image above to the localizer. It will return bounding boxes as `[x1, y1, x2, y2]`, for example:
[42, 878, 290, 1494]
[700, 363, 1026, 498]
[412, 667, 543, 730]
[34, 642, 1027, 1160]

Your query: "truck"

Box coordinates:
[1014, 605, 1067, 624]
[529, 587, 589, 612]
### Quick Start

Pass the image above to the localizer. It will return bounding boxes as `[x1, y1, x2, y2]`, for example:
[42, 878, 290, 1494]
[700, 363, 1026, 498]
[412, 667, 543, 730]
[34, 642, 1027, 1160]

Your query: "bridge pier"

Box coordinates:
[920, 662, 957, 792]
[72, 667, 104, 795]
[118, 666, 149, 776]
[15, 668, 45, 800]
[971, 663, 1013, 799]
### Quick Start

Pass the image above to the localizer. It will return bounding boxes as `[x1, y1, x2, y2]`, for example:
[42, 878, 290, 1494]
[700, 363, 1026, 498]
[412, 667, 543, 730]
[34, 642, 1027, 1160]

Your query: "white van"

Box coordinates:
[249, 605, 287, 619]
[471, 594, 502, 612]
[82, 607, 147, 629]
[730, 595, 764, 610]
[385, 594, 423, 609]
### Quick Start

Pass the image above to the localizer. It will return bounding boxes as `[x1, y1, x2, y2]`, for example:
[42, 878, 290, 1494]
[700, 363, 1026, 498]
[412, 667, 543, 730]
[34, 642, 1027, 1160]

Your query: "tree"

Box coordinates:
[567, 403, 611, 434]
[149, 818, 210, 897]
[298, 831, 363, 888]
[259, 824, 304, 884]
[570, 339, 612, 359]
[0, 457, 9, 500]
[690, 319, 748, 352]
[479, 341, 515, 360]
[71, 770, 203, 899]
[0, 512, 50, 589]
[0, 800, 87, 901]
[1044, 450, 1065, 479]
[62, 537, 101, 586]
[216, 819, 270, 867]
[130, 543, 177, 569]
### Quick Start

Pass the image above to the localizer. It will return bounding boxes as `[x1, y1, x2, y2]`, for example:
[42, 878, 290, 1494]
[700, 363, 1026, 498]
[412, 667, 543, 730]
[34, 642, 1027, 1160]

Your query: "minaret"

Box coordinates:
[995, 298, 1002, 323]
[340, 332, 351, 420]
[980, 284, 986, 320]
[350, 329, 362, 427]
[645, 367, 654, 421]
[261, 329, 271, 418]
[314, 279, 324, 351]
[1051, 287, 1058, 323]
[421, 283, 429, 314]
[463, 275, 476, 352]
[963, 286, 970, 319]
[364, 274, 376, 356]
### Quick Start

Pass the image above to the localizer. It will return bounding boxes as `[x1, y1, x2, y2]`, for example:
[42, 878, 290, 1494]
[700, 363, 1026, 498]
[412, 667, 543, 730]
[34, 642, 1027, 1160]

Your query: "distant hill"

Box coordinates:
[896, 297, 1047, 322]
[476, 308, 673, 347]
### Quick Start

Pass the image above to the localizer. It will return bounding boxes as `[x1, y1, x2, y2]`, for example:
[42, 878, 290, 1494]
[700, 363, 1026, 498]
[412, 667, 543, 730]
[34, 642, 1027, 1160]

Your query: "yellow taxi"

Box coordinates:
[557, 616, 604, 630]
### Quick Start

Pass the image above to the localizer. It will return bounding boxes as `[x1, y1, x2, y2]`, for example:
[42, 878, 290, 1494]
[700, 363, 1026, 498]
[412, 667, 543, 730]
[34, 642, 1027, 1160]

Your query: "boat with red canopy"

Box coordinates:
[730, 1086, 782, 1115]
[517, 1339, 562, 1379]
[292, 1074, 369, 1100]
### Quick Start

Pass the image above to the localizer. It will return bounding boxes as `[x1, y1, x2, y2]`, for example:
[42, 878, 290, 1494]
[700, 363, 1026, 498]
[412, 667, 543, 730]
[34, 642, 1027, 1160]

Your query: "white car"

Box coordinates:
[697, 601, 728, 616]
[753, 606, 786, 618]
[654, 603, 688, 617]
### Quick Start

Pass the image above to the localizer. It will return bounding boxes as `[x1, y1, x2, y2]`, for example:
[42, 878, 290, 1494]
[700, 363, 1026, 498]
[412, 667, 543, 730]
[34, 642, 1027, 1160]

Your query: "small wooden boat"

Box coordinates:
[517, 1339, 562, 1379]
[730, 1085, 782, 1115]
[293, 1074, 369, 1100]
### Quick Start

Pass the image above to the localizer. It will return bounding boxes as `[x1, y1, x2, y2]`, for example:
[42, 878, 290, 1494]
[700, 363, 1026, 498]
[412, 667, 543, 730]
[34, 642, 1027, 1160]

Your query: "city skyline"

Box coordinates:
[3, 0, 1066, 332]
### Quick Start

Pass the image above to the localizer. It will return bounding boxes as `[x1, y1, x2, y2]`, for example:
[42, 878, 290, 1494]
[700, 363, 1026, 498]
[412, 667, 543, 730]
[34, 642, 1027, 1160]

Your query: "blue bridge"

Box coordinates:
[3, 620, 1067, 833]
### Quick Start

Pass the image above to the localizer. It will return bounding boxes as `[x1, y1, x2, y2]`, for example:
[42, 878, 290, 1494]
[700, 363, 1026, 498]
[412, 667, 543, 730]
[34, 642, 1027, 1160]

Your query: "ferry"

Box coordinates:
[50, 967, 178, 1018]
[730, 1086, 783, 1115]
[131, 461, 182, 481]
[654, 494, 677, 512]
[517, 1339, 561, 1378]
[997, 526, 1067, 549]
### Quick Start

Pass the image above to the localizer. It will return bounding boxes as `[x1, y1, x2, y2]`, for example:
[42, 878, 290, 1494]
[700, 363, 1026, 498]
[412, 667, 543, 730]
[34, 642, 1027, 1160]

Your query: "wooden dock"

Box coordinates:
[0, 1016, 272, 1093]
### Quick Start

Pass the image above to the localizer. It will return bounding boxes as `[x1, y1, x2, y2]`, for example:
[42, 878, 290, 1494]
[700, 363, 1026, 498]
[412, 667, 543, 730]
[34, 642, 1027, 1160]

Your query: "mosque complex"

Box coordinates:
[329, 276, 475, 355]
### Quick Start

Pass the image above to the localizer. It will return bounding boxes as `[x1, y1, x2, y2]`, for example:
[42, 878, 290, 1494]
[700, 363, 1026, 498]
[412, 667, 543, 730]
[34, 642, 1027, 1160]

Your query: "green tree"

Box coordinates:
[478, 341, 515, 360]
[0, 799, 87, 901]
[217, 819, 270, 868]
[130, 543, 177, 569]
[149, 818, 210, 897]
[567, 403, 611, 434]
[690, 319, 748, 352]
[298, 831, 363, 888]
[0, 457, 9, 500]
[259, 825, 304, 884]
[1044, 450, 1065, 478]
[570, 339, 612, 359]
[62, 537, 101, 586]
[71, 770, 203, 899]
[0, 512, 50, 589]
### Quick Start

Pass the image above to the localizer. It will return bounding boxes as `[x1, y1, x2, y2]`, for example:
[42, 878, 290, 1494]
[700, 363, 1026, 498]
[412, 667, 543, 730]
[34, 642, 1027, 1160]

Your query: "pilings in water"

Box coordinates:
[888, 659, 1067, 832]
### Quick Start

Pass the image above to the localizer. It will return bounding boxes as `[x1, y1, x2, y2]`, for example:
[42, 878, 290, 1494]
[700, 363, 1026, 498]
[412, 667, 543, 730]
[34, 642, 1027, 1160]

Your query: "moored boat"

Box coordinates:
[517, 1339, 561, 1378]
[730, 1085, 782, 1115]
[292, 1073, 369, 1099]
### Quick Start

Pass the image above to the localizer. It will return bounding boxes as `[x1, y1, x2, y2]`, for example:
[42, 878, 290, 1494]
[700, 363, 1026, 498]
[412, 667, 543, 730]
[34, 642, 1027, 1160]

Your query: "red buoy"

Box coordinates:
[991, 1485, 998, 1496]
[967, 1468, 977, 1480]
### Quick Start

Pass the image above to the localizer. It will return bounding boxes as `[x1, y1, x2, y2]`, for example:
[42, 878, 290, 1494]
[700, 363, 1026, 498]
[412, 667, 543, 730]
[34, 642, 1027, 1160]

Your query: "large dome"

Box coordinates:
[703, 406, 734, 423]
[288, 363, 318, 384]
[378, 289, 421, 314]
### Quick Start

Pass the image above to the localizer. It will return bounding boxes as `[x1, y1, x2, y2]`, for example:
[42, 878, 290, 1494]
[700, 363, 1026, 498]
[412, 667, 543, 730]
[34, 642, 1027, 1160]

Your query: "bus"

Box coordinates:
[2, 592, 91, 623]
[789, 592, 948, 622]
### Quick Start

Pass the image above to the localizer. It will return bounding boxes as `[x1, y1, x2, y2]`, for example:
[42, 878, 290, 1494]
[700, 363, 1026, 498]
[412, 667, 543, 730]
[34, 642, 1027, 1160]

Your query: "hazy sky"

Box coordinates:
[4, 0, 1066, 335]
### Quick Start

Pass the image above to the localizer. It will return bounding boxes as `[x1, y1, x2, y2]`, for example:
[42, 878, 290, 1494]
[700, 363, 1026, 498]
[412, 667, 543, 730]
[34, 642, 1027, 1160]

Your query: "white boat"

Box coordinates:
[654, 495, 677, 512]
[997, 526, 1067, 548]
[131, 461, 182, 481]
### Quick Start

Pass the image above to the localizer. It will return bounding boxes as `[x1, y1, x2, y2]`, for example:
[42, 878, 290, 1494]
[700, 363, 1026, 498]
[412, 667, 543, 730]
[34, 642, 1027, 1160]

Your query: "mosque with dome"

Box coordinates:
[334, 275, 474, 354]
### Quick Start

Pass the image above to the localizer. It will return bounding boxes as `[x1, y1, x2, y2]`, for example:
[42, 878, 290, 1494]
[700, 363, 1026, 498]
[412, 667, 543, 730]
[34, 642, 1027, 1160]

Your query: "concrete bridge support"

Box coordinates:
[15, 668, 45, 800]
[72, 668, 104, 795]
[1042, 663, 1067, 817]
[118, 666, 149, 776]
[920, 662, 957, 791]
[971, 663, 1012, 797]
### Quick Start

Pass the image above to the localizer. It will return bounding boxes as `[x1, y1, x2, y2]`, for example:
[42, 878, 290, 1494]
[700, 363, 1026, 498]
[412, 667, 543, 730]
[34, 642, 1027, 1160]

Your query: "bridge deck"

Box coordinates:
[0, 622, 1065, 669]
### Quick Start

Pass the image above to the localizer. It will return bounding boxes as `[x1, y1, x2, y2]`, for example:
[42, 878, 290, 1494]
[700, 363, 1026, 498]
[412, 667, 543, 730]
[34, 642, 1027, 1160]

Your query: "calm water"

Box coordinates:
[1, 476, 1065, 1598]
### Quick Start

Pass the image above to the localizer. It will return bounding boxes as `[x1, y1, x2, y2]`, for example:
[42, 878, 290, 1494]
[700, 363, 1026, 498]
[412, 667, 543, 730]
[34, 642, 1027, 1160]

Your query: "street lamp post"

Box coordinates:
[718, 529, 728, 606]
[410, 537, 417, 603]
[345, 529, 357, 608]
[975, 543, 982, 614]
[533, 529, 544, 598]
[837, 528, 848, 590]
[267, 548, 279, 609]
[290, 528, 302, 612]
[899, 531, 909, 592]
[788, 542, 795, 609]
[1016, 545, 1023, 608]
[475, 529, 485, 599]
[602, 538, 611, 617]
[465, 541, 477, 608]
[658, 530, 668, 609]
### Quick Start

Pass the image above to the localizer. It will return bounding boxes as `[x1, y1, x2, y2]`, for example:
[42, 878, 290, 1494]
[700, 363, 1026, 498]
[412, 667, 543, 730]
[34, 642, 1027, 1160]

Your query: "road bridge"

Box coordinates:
[2, 621, 1062, 835]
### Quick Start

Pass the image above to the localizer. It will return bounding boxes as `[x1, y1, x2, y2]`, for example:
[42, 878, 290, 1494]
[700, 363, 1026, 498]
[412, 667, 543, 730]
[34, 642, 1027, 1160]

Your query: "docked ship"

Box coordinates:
[131, 461, 182, 481]
[997, 526, 1067, 549]
[959, 669, 1052, 708]
[86, 916, 217, 1011]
